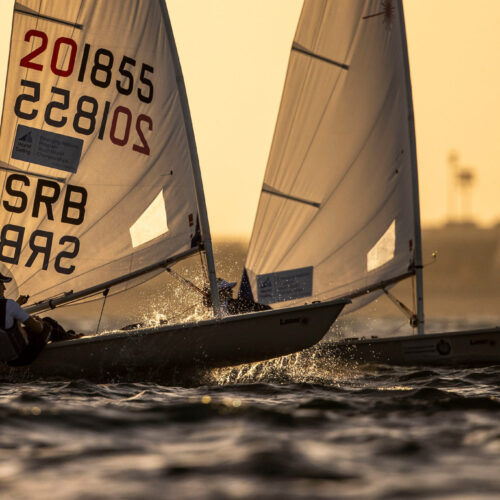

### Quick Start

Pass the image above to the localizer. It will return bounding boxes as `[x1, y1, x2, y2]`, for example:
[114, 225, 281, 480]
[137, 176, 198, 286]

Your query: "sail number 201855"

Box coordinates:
[15, 30, 154, 156]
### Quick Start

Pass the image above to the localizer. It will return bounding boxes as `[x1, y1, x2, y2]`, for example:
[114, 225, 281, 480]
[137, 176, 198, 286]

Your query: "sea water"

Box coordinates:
[1, 322, 500, 499]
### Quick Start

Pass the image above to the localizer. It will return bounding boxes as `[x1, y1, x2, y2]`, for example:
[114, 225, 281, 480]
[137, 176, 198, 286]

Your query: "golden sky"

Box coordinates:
[1, 1, 499, 237]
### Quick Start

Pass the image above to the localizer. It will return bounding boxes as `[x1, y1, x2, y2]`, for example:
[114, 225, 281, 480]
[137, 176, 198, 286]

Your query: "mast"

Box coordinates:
[398, 0, 425, 334]
[159, 1, 221, 317]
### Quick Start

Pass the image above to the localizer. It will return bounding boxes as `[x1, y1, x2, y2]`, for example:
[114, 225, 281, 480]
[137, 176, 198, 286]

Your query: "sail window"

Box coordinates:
[367, 221, 396, 272]
[129, 191, 168, 248]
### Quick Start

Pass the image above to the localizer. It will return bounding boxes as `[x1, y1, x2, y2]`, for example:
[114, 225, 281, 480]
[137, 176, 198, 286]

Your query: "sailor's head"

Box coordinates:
[203, 278, 237, 307]
[217, 278, 236, 300]
[0, 273, 12, 297]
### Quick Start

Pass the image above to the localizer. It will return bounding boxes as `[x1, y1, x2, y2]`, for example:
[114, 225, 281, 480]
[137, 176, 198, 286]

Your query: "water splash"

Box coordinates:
[203, 343, 361, 386]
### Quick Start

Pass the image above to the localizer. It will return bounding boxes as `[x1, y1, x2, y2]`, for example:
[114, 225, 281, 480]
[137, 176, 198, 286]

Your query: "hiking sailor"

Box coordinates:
[0, 273, 83, 366]
[0, 272, 50, 366]
[204, 278, 271, 315]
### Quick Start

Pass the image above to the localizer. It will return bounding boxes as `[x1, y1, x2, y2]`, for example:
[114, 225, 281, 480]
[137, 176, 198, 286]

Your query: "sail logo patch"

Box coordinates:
[12, 125, 83, 173]
[256, 267, 313, 304]
[19, 130, 32, 143]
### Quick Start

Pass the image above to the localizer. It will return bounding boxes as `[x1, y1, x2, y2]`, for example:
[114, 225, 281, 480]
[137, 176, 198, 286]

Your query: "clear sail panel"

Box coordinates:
[245, 0, 417, 311]
[0, 0, 199, 302]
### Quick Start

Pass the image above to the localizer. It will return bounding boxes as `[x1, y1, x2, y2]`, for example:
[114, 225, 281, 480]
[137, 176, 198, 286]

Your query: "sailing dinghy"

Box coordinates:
[242, 0, 500, 367]
[0, 0, 348, 381]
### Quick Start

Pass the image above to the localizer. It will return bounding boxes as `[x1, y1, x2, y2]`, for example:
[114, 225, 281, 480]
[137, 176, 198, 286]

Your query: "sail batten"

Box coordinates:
[244, 0, 418, 313]
[0, 161, 66, 181]
[291, 43, 349, 70]
[14, 4, 84, 29]
[262, 184, 321, 208]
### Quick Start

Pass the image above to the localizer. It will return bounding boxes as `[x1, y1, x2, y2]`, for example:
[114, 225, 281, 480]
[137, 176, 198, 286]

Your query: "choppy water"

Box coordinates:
[1, 340, 500, 500]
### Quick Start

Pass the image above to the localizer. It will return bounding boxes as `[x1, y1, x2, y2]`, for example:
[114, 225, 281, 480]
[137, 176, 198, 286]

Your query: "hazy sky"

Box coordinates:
[0, 1, 499, 237]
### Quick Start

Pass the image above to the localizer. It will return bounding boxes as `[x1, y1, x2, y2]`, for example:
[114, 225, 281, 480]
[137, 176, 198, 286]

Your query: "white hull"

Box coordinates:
[325, 327, 500, 367]
[0, 299, 348, 383]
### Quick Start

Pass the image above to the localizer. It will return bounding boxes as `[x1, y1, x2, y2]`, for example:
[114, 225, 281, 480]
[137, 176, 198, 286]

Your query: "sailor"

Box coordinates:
[216, 279, 237, 315]
[0, 273, 50, 366]
[204, 278, 271, 315]
[0, 273, 83, 366]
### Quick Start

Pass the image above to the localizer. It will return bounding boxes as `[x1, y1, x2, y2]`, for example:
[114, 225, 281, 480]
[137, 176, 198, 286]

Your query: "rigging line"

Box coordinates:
[95, 288, 109, 334]
[291, 43, 349, 70]
[320, 270, 414, 301]
[262, 184, 320, 208]
[166, 267, 207, 297]
[14, 4, 84, 29]
[382, 287, 415, 321]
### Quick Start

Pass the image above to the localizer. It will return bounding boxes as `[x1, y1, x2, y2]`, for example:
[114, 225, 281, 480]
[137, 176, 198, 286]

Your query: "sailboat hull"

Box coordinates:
[0, 299, 348, 383]
[325, 327, 500, 367]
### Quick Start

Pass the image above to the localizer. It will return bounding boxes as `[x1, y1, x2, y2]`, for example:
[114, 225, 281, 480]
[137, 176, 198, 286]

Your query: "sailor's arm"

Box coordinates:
[10, 298, 44, 335]
[23, 315, 44, 335]
[16, 294, 29, 306]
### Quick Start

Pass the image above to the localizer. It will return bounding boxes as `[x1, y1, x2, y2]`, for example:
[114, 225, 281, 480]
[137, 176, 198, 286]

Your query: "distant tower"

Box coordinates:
[447, 151, 476, 223]
[456, 168, 475, 222]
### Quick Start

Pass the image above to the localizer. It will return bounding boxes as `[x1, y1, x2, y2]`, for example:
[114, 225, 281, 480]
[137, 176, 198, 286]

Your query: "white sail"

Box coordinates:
[244, 0, 420, 311]
[0, 0, 204, 303]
